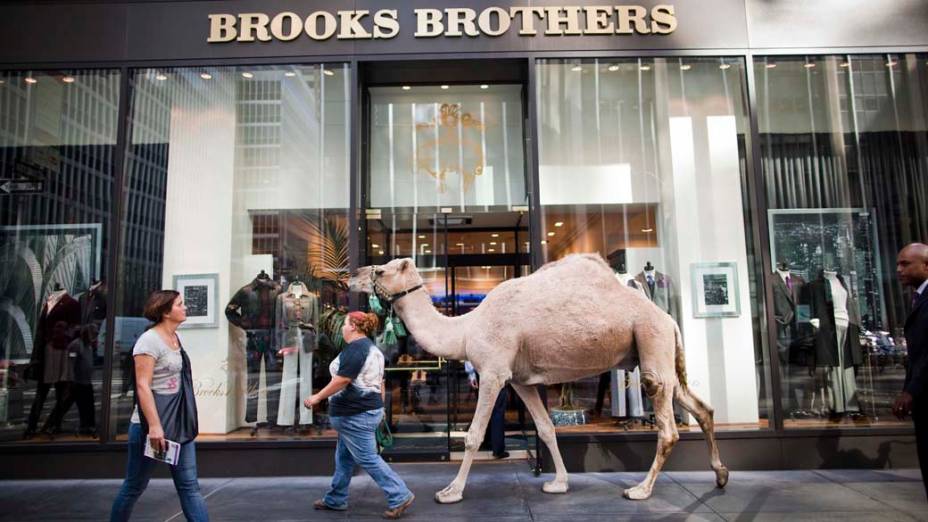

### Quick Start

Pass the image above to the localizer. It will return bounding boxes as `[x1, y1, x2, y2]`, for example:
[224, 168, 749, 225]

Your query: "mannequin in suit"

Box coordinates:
[635, 262, 677, 320]
[772, 260, 806, 414]
[893, 243, 928, 498]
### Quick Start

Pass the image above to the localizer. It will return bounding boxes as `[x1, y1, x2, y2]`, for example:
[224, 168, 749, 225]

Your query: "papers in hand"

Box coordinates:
[144, 435, 181, 466]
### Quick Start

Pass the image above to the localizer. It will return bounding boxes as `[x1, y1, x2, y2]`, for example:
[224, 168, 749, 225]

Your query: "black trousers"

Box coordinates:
[25, 381, 69, 432]
[45, 382, 96, 431]
[481, 386, 508, 455]
[244, 330, 281, 425]
[914, 400, 928, 499]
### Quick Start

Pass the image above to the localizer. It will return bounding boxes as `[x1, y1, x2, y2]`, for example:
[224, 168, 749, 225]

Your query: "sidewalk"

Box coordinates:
[2, 462, 926, 521]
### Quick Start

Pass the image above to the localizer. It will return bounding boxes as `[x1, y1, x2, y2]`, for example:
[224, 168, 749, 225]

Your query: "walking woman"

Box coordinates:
[110, 290, 208, 521]
[305, 311, 414, 519]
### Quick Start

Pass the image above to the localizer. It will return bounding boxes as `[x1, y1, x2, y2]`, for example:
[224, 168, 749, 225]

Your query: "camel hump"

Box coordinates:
[536, 253, 611, 273]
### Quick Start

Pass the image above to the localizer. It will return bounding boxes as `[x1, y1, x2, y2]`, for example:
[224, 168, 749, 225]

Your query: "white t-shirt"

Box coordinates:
[130, 329, 183, 424]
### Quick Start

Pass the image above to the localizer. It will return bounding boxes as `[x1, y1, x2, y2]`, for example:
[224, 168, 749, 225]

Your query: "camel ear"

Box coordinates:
[399, 259, 411, 272]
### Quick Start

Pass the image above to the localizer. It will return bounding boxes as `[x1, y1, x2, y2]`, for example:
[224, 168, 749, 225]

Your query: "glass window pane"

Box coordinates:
[0, 69, 120, 443]
[756, 54, 928, 429]
[111, 65, 350, 441]
[536, 58, 769, 433]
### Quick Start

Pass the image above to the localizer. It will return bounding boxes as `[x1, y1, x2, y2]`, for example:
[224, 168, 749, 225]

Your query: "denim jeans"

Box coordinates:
[324, 409, 412, 509]
[110, 423, 209, 522]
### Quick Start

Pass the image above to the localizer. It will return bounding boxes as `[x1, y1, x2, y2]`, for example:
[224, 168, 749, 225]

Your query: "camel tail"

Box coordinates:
[673, 323, 688, 389]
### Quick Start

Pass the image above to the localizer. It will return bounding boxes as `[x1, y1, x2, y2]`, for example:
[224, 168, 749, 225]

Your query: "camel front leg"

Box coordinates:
[435, 373, 505, 504]
[511, 383, 568, 494]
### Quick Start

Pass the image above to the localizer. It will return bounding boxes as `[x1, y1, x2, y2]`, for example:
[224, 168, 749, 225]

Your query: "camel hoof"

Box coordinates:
[623, 485, 652, 501]
[434, 488, 463, 504]
[715, 466, 729, 489]
[542, 479, 569, 494]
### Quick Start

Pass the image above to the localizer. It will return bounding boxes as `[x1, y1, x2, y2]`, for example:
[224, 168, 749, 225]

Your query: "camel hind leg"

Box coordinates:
[624, 369, 678, 500]
[511, 383, 569, 493]
[673, 385, 729, 488]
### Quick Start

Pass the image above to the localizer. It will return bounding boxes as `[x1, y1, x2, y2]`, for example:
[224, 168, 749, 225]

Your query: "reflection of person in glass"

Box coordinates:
[892, 243, 928, 498]
[110, 291, 209, 522]
[305, 311, 415, 519]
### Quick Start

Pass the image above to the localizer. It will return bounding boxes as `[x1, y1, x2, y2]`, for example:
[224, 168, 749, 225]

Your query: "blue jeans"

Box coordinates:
[110, 423, 209, 522]
[324, 409, 412, 509]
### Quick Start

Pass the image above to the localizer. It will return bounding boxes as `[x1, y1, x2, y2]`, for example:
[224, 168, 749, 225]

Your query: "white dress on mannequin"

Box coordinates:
[824, 271, 859, 414]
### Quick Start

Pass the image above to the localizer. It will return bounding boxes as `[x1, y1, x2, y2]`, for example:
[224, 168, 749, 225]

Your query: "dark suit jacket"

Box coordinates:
[904, 288, 928, 400]
[800, 275, 863, 368]
[773, 273, 805, 326]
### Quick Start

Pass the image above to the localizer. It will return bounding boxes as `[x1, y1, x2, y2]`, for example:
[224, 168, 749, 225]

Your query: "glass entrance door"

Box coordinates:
[364, 83, 531, 460]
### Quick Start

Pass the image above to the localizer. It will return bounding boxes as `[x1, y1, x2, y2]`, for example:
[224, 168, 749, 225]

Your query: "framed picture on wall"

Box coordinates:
[173, 273, 219, 329]
[691, 262, 740, 318]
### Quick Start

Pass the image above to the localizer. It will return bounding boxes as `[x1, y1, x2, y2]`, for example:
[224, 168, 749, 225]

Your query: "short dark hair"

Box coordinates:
[143, 290, 180, 324]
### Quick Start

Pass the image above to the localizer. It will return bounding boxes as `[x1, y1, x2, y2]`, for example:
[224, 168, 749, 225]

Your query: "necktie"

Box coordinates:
[915, 292, 922, 308]
[647, 275, 655, 294]
[786, 275, 792, 291]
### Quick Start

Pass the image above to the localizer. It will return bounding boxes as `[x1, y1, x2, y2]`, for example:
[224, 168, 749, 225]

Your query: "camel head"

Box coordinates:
[349, 258, 424, 302]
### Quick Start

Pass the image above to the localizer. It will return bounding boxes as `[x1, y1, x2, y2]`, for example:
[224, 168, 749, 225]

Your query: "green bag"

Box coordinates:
[375, 418, 394, 453]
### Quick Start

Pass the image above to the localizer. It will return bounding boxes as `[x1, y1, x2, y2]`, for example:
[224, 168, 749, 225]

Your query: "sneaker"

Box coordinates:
[313, 499, 347, 511]
[382, 494, 414, 519]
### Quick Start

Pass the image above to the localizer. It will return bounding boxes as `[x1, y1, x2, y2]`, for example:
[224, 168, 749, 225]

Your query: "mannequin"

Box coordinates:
[635, 262, 676, 320]
[275, 280, 320, 426]
[598, 262, 646, 420]
[24, 285, 81, 438]
[772, 261, 808, 415]
[226, 272, 282, 428]
[801, 263, 863, 418]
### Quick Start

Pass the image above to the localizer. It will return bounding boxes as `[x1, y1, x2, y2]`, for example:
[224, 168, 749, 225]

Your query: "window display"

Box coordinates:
[0, 69, 119, 442]
[756, 53, 928, 428]
[110, 64, 350, 441]
[536, 57, 769, 433]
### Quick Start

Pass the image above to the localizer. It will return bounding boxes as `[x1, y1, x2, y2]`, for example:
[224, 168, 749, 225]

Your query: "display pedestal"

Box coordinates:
[550, 408, 586, 426]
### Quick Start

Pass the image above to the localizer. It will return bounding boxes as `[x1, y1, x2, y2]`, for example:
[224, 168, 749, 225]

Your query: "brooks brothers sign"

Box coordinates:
[207, 6, 677, 43]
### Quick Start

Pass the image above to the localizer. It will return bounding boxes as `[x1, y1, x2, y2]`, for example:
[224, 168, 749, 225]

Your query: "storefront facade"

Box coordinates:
[1, 0, 927, 478]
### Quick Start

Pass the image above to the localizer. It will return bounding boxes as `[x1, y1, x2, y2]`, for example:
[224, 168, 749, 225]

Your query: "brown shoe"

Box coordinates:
[314, 499, 347, 511]
[382, 494, 414, 519]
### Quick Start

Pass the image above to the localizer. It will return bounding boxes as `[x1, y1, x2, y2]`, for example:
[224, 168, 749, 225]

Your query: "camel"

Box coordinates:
[348, 253, 728, 503]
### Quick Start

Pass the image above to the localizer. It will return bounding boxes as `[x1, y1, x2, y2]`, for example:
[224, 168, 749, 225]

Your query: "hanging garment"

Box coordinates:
[801, 273, 863, 368]
[275, 283, 319, 426]
[635, 270, 676, 320]
[225, 277, 281, 330]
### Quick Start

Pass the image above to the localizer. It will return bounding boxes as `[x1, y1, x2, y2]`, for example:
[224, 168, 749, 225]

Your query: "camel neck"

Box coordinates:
[393, 288, 467, 361]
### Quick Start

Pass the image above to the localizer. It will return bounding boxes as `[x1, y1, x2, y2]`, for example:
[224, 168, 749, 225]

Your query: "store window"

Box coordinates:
[536, 57, 770, 432]
[0, 69, 120, 442]
[756, 54, 928, 429]
[110, 64, 350, 441]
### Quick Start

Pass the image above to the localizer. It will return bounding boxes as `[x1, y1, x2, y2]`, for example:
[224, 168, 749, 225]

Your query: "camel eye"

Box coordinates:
[374, 269, 385, 276]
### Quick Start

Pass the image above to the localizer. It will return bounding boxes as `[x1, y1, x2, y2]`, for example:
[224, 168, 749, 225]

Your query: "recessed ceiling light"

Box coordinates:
[489, 242, 497, 246]
[378, 250, 384, 255]
[639, 65, 651, 71]
[547, 231, 555, 237]
[803, 63, 816, 69]
[25, 77, 38, 84]
[371, 243, 380, 248]
[540, 240, 548, 245]
[440, 85, 449, 90]
[641, 228, 654, 233]
[680, 64, 692, 71]
[421, 243, 429, 247]
[285, 72, 296, 77]
[0, 79, 5, 84]
[323, 68, 335, 76]
[418, 235, 426, 239]
[571, 65, 583, 72]
[62, 76, 75, 83]
[491, 233, 499, 238]
[839, 62, 850, 68]
[155, 73, 168, 81]
[886, 60, 898, 67]
[765, 63, 777, 69]
[241, 72, 254, 79]
[719, 64, 732, 70]
[456, 243, 465, 247]
[200, 73, 212, 80]
[554, 221, 564, 227]
[488, 248, 496, 253]
[608, 64, 620, 72]
[425, 250, 432, 254]
[402, 85, 411, 90]
[480, 84, 489, 89]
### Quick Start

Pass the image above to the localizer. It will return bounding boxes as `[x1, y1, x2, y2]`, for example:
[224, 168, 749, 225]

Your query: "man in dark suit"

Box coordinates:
[893, 242, 928, 497]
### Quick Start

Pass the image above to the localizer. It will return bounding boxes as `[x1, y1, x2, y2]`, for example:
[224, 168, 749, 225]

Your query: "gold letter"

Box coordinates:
[444, 8, 479, 37]
[509, 7, 547, 36]
[414, 9, 444, 37]
[373, 9, 399, 39]
[477, 7, 511, 37]
[651, 5, 677, 34]
[304, 11, 337, 40]
[544, 7, 583, 35]
[338, 10, 372, 40]
[207, 14, 237, 43]
[615, 6, 650, 34]
[270, 12, 302, 41]
[583, 6, 614, 35]
[238, 13, 272, 42]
